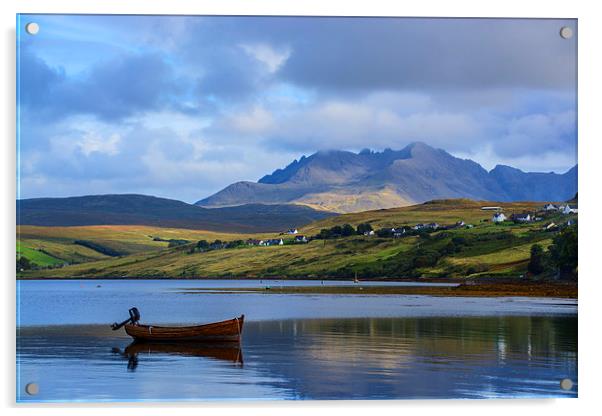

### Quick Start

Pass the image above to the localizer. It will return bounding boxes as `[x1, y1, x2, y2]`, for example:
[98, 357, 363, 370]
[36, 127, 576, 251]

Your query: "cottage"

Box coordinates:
[455, 220, 465, 228]
[567, 219, 576, 226]
[294, 235, 308, 243]
[543, 203, 558, 211]
[492, 212, 506, 223]
[265, 238, 284, 246]
[560, 205, 578, 215]
[363, 230, 375, 236]
[246, 239, 264, 246]
[512, 213, 531, 222]
[413, 223, 425, 230]
[286, 228, 299, 234]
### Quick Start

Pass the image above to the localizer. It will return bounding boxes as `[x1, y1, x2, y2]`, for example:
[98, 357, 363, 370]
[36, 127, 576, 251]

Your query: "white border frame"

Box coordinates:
[3, 1, 600, 415]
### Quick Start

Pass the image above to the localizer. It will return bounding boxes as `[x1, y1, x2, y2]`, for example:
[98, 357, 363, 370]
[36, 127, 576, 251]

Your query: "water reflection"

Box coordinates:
[17, 316, 577, 401]
[112, 342, 244, 370]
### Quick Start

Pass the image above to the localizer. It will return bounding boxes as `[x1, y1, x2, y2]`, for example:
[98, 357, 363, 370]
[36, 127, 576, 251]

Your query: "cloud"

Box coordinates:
[20, 49, 185, 121]
[206, 92, 485, 153]
[276, 18, 576, 92]
[240, 43, 291, 73]
[494, 111, 576, 158]
[18, 15, 578, 202]
[77, 132, 121, 156]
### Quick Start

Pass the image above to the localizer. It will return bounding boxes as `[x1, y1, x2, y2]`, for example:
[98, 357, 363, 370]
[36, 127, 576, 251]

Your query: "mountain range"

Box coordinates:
[196, 142, 577, 213]
[17, 194, 336, 233]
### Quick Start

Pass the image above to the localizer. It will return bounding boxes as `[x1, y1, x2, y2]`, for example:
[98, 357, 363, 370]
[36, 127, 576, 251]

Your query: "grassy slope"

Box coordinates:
[16, 242, 65, 267]
[19, 199, 571, 279]
[17, 225, 276, 267]
[300, 199, 546, 234]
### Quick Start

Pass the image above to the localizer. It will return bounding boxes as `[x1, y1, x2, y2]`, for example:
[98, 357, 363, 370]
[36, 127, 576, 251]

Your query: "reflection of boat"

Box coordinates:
[113, 341, 243, 370]
[126, 342, 243, 363]
[111, 307, 244, 342]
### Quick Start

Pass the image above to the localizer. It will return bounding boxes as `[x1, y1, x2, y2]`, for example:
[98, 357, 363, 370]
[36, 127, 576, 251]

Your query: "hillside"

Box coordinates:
[17, 194, 336, 233]
[19, 199, 575, 280]
[196, 142, 577, 213]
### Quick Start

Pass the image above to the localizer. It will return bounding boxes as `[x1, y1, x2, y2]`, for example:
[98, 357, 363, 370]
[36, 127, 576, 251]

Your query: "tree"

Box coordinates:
[528, 244, 545, 275]
[341, 224, 356, 237]
[549, 226, 578, 279]
[196, 240, 209, 251]
[16, 256, 32, 272]
[376, 228, 393, 238]
[357, 223, 373, 235]
[318, 229, 331, 239]
[330, 225, 343, 237]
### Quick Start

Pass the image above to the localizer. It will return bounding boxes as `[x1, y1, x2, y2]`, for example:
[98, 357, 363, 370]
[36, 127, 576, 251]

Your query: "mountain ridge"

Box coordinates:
[197, 142, 577, 212]
[16, 194, 336, 233]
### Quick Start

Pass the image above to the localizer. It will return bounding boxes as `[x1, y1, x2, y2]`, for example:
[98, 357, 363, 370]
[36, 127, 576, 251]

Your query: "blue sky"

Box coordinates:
[17, 15, 577, 202]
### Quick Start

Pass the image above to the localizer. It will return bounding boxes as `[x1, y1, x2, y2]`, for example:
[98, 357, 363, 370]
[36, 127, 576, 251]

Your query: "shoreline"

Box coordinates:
[17, 277, 578, 298]
[177, 281, 578, 298]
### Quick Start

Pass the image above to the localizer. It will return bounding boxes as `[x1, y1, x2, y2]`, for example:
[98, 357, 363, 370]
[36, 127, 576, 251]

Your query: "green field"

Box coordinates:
[16, 241, 65, 267]
[17, 199, 574, 279]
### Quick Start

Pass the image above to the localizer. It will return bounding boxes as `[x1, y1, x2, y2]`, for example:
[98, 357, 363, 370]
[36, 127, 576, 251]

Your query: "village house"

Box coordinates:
[413, 223, 425, 230]
[246, 239, 264, 246]
[286, 228, 299, 234]
[363, 230, 375, 236]
[559, 205, 578, 215]
[511, 213, 531, 222]
[294, 235, 308, 243]
[543, 203, 558, 211]
[492, 212, 506, 223]
[264, 238, 284, 246]
[455, 220, 465, 228]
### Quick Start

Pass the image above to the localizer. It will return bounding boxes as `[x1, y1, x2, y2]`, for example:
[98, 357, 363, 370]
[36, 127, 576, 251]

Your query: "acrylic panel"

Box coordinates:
[16, 14, 578, 402]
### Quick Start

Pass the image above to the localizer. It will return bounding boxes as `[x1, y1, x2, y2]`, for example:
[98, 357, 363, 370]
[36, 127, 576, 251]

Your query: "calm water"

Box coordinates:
[17, 280, 577, 402]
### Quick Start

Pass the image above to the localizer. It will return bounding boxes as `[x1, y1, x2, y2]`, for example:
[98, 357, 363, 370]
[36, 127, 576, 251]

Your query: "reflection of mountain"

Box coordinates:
[242, 317, 577, 399]
[16, 194, 336, 232]
[198, 142, 578, 213]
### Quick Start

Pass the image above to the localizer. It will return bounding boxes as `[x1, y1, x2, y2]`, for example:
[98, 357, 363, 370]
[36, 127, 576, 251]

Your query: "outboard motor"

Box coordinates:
[111, 307, 141, 330]
[129, 307, 140, 324]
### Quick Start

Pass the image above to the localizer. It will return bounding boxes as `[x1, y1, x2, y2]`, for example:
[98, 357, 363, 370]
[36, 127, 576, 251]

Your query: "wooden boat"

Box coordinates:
[111, 307, 244, 342]
[124, 315, 244, 342]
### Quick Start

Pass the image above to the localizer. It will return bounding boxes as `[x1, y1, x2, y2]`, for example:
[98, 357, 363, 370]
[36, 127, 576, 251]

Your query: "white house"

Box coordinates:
[363, 230, 375, 236]
[543, 203, 558, 211]
[294, 235, 308, 243]
[559, 205, 578, 215]
[287, 228, 299, 234]
[492, 212, 507, 223]
[265, 238, 284, 246]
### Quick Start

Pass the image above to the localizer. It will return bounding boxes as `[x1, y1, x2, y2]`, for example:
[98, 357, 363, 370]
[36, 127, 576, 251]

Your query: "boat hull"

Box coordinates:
[124, 315, 244, 342]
